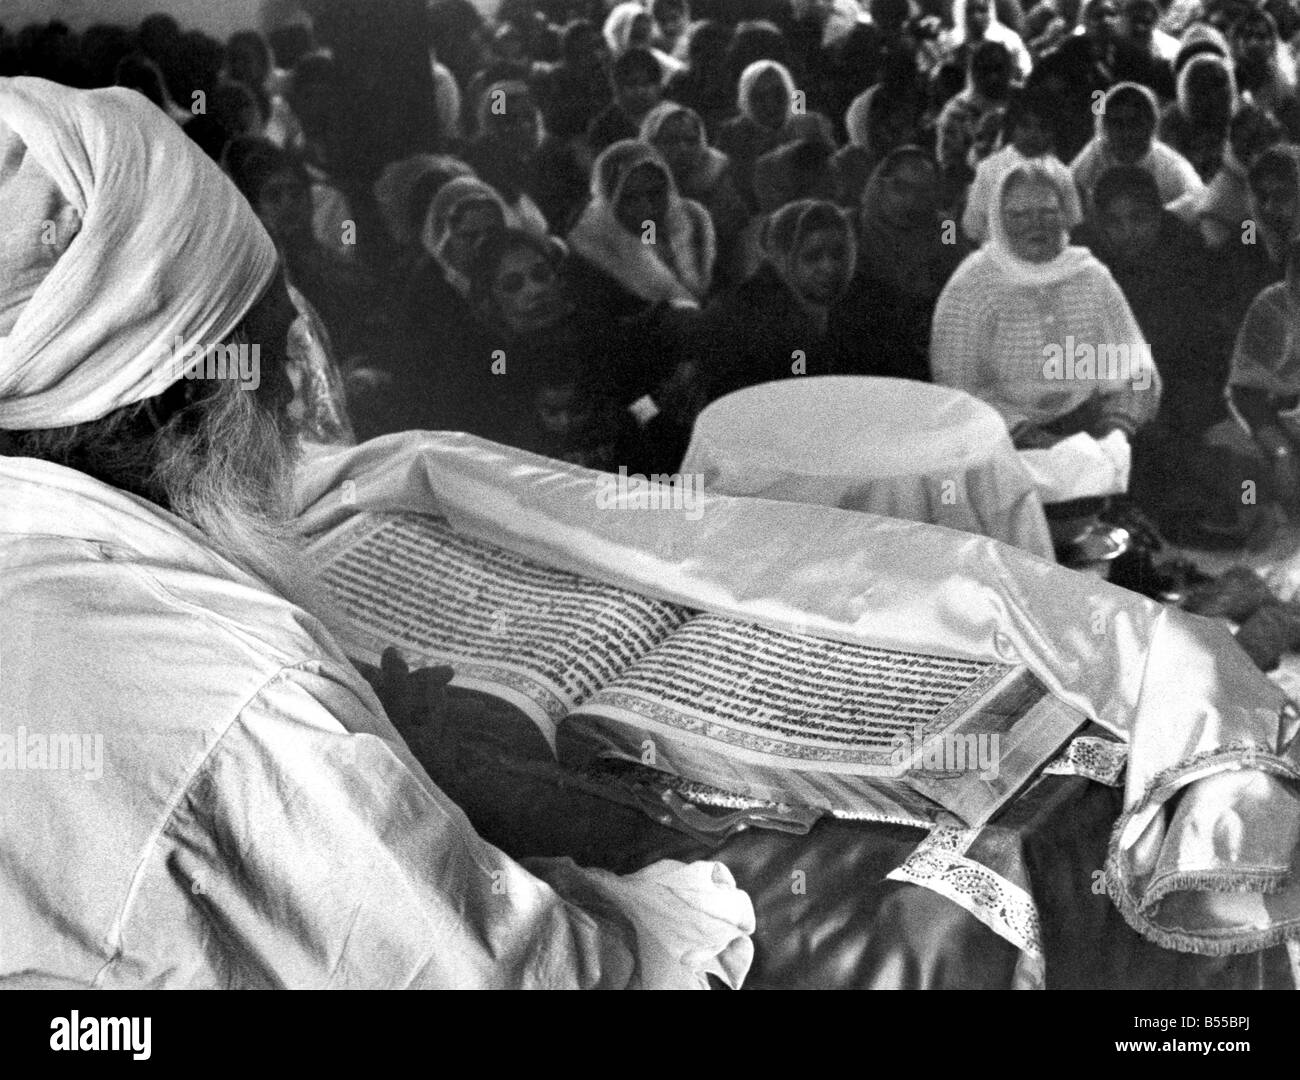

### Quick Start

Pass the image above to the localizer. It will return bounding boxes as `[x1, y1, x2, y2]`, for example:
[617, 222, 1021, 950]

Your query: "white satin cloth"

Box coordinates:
[294, 431, 1300, 958]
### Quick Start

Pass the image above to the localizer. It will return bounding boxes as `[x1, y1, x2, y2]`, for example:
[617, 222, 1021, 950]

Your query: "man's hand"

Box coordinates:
[354, 648, 548, 775]
[354, 647, 456, 730]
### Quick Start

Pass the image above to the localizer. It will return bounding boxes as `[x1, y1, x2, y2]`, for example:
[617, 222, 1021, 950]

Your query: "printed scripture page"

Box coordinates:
[311, 512, 691, 748]
[568, 613, 1081, 825]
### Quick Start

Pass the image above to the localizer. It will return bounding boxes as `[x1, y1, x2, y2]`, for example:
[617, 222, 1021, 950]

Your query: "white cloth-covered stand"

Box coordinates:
[680, 376, 1054, 559]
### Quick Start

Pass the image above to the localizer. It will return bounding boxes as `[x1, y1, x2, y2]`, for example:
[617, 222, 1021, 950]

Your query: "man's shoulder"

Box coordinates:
[1, 516, 353, 735]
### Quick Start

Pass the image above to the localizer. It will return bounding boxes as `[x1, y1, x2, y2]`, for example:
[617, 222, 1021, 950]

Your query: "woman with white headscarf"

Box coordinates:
[715, 59, 834, 210]
[639, 101, 731, 202]
[604, 1, 684, 80]
[691, 198, 859, 403]
[932, 160, 1160, 448]
[1227, 236, 1300, 510]
[962, 84, 1083, 244]
[463, 79, 551, 230]
[418, 176, 514, 298]
[640, 101, 749, 283]
[566, 139, 715, 312]
[1070, 82, 1203, 214]
[356, 176, 516, 442]
[357, 175, 549, 443]
[372, 153, 476, 253]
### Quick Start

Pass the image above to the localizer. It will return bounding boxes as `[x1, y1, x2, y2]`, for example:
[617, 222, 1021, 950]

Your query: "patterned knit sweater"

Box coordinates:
[931, 250, 1162, 434]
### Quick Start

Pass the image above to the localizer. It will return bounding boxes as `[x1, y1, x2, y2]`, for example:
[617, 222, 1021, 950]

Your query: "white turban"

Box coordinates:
[0, 77, 279, 430]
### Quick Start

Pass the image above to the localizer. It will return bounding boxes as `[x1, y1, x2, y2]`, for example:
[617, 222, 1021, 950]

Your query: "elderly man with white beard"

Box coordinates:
[0, 77, 752, 990]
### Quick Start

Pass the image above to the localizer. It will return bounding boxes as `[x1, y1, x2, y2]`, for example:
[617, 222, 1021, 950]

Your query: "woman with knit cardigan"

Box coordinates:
[931, 160, 1161, 450]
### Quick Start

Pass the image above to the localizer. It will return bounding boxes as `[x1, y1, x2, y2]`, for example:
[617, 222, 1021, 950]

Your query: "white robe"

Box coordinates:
[0, 454, 750, 988]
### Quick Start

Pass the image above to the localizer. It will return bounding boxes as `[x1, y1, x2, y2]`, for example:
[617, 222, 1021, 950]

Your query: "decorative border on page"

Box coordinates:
[589, 657, 1010, 767]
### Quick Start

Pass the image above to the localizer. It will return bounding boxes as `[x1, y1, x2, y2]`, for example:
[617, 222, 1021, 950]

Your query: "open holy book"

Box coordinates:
[310, 512, 1085, 829]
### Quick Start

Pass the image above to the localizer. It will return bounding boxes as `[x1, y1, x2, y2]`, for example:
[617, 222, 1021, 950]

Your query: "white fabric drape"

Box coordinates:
[294, 432, 1300, 957]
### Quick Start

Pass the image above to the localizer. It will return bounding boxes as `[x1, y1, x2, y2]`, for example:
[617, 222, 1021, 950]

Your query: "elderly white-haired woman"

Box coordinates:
[931, 160, 1161, 450]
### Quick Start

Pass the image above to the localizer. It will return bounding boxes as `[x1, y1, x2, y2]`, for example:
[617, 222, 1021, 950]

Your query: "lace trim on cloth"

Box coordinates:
[1105, 740, 1300, 956]
[1042, 735, 1128, 787]
[595, 769, 1053, 972]
[887, 826, 1045, 978]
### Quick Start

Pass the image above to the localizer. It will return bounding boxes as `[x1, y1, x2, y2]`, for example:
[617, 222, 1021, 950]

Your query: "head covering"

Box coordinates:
[857, 146, 956, 294]
[604, 2, 650, 55]
[685, 18, 731, 68]
[737, 60, 797, 128]
[987, 159, 1097, 287]
[844, 86, 876, 150]
[475, 79, 543, 147]
[638, 101, 728, 188]
[761, 198, 857, 303]
[1234, 6, 1280, 43]
[420, 176, 513, 295]
[1096, 81, 1160, 138]
[566, 140, 715, 307]
[1175, 52, 1238, 119]
[1230, 276, 1300, 397]
[1174, 22, 1231, 75]
[639, 100, 700, 144]
[0, 77, 278, 431]
[0, 116, 79, 340]
[726, 20, 789, 83]
[373, 153, 475, 248]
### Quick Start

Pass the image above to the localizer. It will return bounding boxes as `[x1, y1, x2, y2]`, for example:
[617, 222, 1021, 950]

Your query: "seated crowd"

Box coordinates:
[9, 0, 1300, 547]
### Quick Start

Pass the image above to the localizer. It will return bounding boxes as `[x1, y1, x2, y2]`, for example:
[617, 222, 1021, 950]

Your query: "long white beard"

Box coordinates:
[158, 383, 351, 642]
